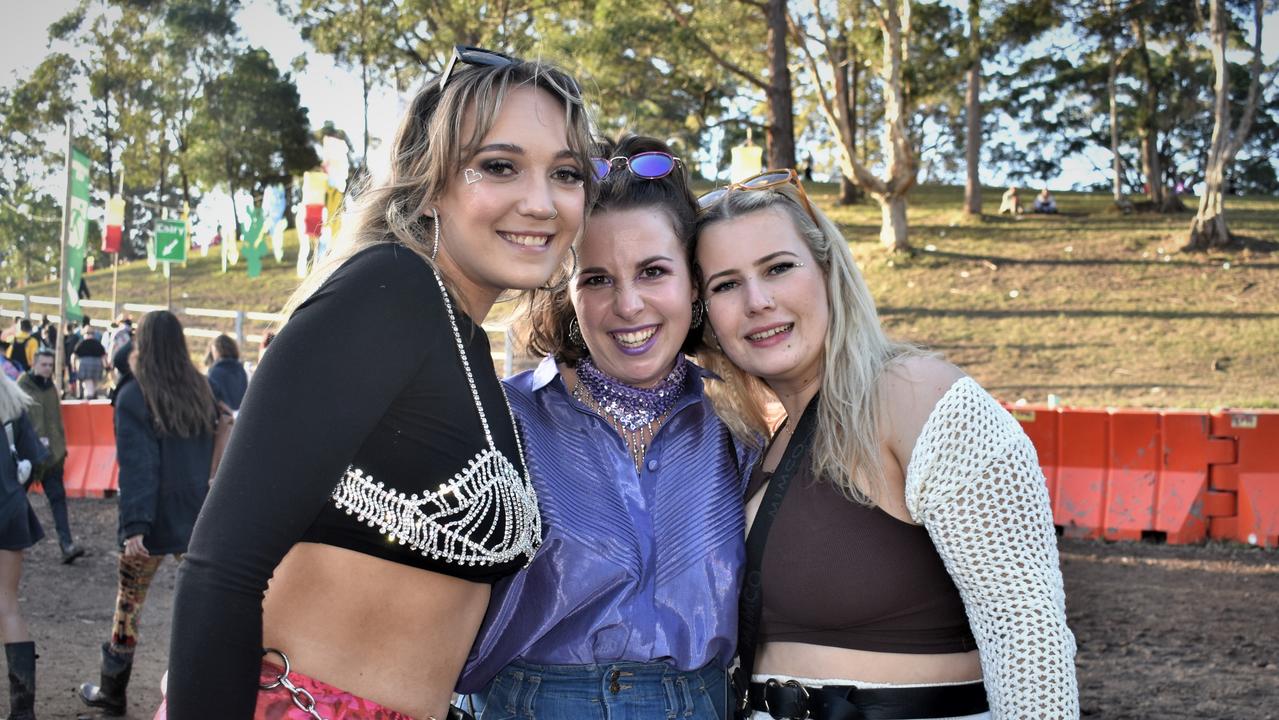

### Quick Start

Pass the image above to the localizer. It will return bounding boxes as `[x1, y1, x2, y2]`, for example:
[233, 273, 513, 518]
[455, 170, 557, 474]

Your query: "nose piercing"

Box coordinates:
[548, 208, 558, 219]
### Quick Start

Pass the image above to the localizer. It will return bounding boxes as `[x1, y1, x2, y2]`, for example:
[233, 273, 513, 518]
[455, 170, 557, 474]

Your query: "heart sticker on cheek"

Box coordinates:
[464, 168, 482, 185]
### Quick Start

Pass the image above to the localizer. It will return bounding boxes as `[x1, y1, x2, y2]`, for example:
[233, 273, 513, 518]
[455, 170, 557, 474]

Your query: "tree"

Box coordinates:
[1185, 0, 1275, 250]
[661, 0, 797, 169]
[294, 0, 399, 165]
[795, 0, 918, 251]
[188, 48, 319, 231]
[0, 188, 62, 288]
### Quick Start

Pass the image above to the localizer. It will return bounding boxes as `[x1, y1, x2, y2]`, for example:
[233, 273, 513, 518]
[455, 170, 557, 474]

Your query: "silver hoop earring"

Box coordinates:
[539, 246, 578, 292]
[568, 317, 585, 348]
[430, 208, 440, 261]
[690, 300, 704, 330]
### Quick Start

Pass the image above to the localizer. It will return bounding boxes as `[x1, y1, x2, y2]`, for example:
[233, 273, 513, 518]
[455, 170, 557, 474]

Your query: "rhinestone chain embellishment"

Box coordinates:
[328, 263, 541, 566]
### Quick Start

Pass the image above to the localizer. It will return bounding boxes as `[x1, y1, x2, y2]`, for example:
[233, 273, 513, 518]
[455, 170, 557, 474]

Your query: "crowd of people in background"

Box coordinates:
[0, 311, 250, 718]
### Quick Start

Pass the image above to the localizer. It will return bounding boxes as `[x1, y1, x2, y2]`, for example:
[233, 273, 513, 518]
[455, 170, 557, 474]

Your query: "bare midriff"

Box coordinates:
[755, 641, 982, 685]
[262, 542, 490, 720]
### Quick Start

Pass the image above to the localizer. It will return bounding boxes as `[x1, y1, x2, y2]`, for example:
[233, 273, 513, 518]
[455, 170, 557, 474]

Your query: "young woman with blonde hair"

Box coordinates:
[693, 172, 1078, 720]
[0, 373, 48, 720]
[164, 50, 595, 720]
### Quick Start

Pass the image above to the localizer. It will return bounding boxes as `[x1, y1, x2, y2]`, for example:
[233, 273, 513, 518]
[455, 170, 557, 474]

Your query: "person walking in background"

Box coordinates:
[62, 322, 82, 397]
[105, 316, 133, 371]
[0, 342, 21, 382]
[17, 350, 84, 564]
[72, 328, 108, 400]
[77, 311, 216, 717]
[6, 320, 38, 374]
[205, 335, 247, 411]
[0, 373, 51, 720]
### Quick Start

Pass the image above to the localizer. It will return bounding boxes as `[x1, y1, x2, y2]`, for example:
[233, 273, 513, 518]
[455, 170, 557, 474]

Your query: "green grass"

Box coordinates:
[8, 187, 1278, 409]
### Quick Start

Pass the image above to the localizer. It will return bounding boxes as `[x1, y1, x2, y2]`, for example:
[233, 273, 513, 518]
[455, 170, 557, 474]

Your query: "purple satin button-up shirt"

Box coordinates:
[457, 356, 756, 693]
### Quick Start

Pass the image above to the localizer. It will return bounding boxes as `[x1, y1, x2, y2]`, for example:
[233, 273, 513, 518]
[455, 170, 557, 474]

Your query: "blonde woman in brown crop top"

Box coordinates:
[161, 53, 596, 720]
[692, 172, 1079, 720]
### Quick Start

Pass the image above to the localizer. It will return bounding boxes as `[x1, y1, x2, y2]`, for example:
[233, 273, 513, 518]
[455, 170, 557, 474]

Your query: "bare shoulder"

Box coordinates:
[880, 355, 967, 461]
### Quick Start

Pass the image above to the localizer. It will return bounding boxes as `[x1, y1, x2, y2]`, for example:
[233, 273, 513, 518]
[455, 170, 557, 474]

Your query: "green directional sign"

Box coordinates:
[155, 219, 188, 263]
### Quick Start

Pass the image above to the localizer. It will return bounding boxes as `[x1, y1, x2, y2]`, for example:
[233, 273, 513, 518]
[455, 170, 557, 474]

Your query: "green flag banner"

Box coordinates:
[64, 149, 91, 321]
[241, 207, 266, 278]
[156, 218, 188, 263]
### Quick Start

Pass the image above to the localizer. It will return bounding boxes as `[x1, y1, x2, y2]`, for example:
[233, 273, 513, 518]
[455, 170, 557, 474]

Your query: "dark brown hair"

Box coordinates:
[133, 311, 217, 438]
[211, 334, 239, 361]
[525, 133, 701, 365]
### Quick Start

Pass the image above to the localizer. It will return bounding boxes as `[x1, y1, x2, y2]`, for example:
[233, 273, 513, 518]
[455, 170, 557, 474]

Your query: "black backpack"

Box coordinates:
[7, 336, 34, 372]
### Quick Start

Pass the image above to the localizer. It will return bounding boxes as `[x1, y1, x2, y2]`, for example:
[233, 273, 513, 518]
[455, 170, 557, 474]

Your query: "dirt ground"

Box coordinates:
[9, 497, 1279, 719]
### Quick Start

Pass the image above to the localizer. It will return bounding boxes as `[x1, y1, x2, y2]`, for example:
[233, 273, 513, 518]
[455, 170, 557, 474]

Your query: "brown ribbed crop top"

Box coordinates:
[746, 458, 976, 654]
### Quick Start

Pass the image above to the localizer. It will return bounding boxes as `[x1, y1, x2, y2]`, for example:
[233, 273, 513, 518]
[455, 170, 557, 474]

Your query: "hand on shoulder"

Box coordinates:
[881, 355, 966, 470]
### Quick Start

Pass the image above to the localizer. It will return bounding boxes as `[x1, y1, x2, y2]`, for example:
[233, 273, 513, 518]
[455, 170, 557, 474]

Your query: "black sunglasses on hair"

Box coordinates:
[439, 45, 518, 93]
[437, 45, 582, 98]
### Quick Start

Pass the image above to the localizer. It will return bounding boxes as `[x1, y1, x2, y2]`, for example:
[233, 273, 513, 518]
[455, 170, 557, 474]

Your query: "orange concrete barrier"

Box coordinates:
[1208, 410, 1279, 548]
[1007, 405, 1242, 545]
[46, 401, 118, 499]
[1054, 409, 1109, 538]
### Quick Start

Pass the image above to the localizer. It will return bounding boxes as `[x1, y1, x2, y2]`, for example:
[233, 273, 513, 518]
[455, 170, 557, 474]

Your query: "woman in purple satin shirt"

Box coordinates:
[458, 135, 757, 720]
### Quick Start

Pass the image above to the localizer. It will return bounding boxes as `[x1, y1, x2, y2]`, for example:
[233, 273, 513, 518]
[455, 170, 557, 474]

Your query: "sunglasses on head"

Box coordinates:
[696, 168, 820, 227]
[591, 152, 683, 181]
[438, 45, 582, 98]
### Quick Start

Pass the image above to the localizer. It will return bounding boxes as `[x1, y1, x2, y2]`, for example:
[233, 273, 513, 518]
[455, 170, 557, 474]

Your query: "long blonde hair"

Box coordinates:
[283, 59, 596, 318]
[693, 184, 924, 504]
[0, 373, 34, 425]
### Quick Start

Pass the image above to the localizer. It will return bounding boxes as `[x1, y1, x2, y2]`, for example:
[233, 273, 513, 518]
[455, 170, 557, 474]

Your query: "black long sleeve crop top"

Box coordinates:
[165, 243, 541, 718]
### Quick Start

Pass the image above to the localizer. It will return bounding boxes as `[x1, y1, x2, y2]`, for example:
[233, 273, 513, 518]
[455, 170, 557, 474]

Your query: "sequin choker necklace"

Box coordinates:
[575, 354, 689, 430]
[574, 354, 689, 470]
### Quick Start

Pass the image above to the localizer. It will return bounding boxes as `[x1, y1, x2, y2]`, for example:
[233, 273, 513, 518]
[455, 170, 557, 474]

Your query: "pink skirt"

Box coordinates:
[154, 661, 417, 720]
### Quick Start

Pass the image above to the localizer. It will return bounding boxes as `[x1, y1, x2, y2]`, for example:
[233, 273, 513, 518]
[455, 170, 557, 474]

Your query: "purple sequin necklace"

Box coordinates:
[573, 354, 689, 471]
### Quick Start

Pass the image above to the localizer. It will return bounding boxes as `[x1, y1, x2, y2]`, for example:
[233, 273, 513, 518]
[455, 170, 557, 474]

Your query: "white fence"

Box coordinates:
[0, 292, 515, 372]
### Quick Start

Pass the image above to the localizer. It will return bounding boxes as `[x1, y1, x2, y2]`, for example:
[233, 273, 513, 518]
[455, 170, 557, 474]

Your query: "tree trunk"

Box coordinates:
[879, 194, 909, 252]
[840, 174, 862, 204]
[1184, 0, 1266, 250]
[764, 0, 796, 169]
[1188, 164, 1230, 248]
[1106, 22, 1124, 205]
[1132, 17, 1168, 210]
[963, 0, 982, 215]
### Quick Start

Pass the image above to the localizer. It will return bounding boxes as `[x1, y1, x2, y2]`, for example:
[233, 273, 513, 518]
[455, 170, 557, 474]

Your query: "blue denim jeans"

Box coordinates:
[468, 660, 729, 720]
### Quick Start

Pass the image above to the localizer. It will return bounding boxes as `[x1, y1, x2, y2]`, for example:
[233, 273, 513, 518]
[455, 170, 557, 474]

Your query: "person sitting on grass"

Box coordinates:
[1033, 188, 1058, 214]
[998, 186, 1022, 215]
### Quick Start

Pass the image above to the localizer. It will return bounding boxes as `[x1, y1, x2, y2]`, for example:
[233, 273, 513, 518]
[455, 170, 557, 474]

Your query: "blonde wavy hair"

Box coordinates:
[693, 183, 925, 504]
[282, 58, 596, 318]
[0, 373, 34, 425]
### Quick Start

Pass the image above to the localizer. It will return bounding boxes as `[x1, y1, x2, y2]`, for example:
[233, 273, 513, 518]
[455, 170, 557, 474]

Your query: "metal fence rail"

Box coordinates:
[0, 292, 514, 372]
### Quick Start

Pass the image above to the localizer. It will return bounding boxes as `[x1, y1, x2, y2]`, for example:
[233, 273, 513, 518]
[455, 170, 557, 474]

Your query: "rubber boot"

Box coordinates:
[76, 643, 132, 717]
[4, 641, 36, 720]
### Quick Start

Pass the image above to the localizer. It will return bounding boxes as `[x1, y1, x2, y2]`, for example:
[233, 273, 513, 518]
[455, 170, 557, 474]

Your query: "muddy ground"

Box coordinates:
[10, 497, 1279, 719]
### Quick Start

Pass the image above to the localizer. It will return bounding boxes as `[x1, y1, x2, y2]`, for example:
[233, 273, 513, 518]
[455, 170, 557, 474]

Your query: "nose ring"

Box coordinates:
[548, 208, 558, 219]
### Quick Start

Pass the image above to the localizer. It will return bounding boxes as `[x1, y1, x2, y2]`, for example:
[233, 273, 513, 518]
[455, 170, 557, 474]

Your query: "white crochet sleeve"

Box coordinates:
[904, 377, 1079, 719]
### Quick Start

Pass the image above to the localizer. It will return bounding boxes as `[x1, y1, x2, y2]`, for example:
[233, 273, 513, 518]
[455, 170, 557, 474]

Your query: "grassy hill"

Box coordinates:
[9, 184, 1277, 409]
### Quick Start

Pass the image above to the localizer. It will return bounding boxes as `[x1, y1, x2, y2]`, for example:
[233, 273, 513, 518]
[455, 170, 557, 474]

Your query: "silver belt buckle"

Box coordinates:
[762, 677, 812, 720]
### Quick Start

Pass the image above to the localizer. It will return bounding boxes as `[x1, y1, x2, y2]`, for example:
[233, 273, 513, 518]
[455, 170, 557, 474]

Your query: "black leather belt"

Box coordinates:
[748, 678, 988, 720]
